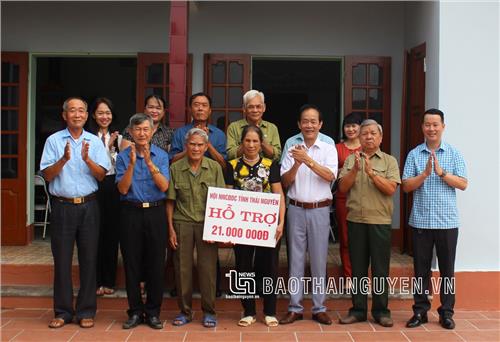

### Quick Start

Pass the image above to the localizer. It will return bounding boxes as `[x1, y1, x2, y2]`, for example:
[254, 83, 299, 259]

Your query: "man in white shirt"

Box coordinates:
[279, 104, 338, 325]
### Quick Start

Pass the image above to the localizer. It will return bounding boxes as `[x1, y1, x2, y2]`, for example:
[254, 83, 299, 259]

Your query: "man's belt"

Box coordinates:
[289, 199, 332, 209]
[52, 193, 97, 205]
[123, 200, 165, 208]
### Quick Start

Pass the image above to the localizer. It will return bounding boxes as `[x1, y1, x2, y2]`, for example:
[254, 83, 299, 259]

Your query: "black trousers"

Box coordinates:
[120, 203, 167, 318]
[234, 244, 279, 316]
[96, 175, 120, 288]
[347, 221, 392, 320]
[412, 227, 458, 318]
[51, 198, 99, 321]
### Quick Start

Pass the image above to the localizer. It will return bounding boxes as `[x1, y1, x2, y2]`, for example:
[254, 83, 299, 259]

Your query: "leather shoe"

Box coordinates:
[312, 312, 332, 325]
[145, 316, 163, 329]
[406, 313, 428, 328]
[279, 312, 303, 325]
[375, 316, 394, 327]
[123, 314, 143, 329]
[339, 315, 364, 324]
[439, 316, 455, 330]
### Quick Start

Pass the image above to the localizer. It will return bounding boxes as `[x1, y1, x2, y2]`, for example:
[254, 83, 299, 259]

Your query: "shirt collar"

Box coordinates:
[296, 133, 321, 149]
[62, 128, 90, 142]
[422, 141, 448, 153]
[372, 148, 383, 158]
[244, 119, 267, 128]
[179, 156, 209, 171]
[188, 122, 214, 133]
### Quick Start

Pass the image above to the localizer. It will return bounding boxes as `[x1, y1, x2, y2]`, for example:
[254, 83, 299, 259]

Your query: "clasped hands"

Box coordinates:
[422, 150, 443, 177]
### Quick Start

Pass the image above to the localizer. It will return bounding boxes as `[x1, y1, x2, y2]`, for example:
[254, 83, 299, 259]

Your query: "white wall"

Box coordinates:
[1, 2, 171, 53]
[404, 1, 440, 108]
[439, 1, 500, 271]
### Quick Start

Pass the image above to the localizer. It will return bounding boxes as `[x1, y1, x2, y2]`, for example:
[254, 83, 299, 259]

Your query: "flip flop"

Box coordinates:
[96, 286, 105, 296]
[202, 314, 217, 328]
[79, 318, 94, 328]
[172, 313, 191, 326]
[103, 287, 115, 295]
[264, 315, 279, 327]
[48, 317, 66, 329]
[238, 315, 256, 327]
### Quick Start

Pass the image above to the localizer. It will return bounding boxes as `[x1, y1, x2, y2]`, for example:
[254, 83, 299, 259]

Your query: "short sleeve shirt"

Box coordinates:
[339, 149, 401, 224]
[169, 122, 226, 160]
[115, 144, 170, 202]
[225, 157, 280, 193]
[166, 156, 225, 223]
[280, 138, 338, 202]
[226, 119, 281, 161]
[40, 128, 110, 197]
[402, 141, 467, 229]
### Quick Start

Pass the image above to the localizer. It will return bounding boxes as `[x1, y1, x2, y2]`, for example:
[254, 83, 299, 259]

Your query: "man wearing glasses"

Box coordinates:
[226, 90, 281, 161]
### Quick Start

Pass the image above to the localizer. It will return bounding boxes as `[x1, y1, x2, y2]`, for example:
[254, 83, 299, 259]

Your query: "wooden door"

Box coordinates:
[400, 43, 426, 254]
[204, 54, 251, 132]
[136, 53, 192, 128]
[1, 52, 29, 245]
[344, 56, 391, 153]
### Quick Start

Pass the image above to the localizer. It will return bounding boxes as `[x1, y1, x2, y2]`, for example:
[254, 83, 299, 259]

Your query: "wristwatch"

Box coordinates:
[439, 170, 447, 178]
[309, 160, 315, 168]
[151, 165, 160, 175]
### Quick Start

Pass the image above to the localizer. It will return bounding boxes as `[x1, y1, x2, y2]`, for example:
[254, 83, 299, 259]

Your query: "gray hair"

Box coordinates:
[184, 127, 209, 144]
[129, 113, 154, 128]
[62, 97, 88, 111]
[360, 119, 383, 135]
[243, 90, 265, 107]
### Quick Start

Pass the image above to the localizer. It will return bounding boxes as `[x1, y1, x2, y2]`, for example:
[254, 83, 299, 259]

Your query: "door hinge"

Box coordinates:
[423, 58, 427, 73]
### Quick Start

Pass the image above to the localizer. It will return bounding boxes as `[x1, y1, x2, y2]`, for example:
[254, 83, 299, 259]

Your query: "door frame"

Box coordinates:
[2, 52, 29, 245]
[250, 55, 345, 135]
[399, 43, 426, 254]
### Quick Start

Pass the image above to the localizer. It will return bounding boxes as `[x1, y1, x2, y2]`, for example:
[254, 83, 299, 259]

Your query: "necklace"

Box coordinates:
[243, 154, 259, 164]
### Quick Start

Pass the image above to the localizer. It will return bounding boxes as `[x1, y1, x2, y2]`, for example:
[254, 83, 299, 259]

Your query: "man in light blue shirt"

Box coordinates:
[40, 97, 110, 329]
[402, 108, 467, 330]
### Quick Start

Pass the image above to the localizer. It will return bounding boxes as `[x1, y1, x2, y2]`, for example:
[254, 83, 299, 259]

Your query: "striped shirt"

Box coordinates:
[402, 141, 467, 229]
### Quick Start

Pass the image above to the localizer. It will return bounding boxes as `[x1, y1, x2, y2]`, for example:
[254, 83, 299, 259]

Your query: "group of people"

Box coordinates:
[41, 89, 467, 332]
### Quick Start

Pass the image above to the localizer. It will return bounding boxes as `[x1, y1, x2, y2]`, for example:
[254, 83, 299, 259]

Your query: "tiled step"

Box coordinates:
[0, 285, 415, 299]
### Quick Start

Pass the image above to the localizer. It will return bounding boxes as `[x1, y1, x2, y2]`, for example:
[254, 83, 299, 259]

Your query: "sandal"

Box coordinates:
[103, 287, 115, 295]
[96, 286, 105, 296]
[79, 318, 94, 328]
[172, 313, 191, 326]
[202, 314, 217, 328]
[48, 317, 66, 329]
[264, 315, 279, 327]
[238, 315, 256, 327]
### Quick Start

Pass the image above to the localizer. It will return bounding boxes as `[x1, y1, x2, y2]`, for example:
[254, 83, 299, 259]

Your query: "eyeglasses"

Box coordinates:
[67, 108, 86, 114]
[246, 104, 264, 110]
[132, 127, 151, 134]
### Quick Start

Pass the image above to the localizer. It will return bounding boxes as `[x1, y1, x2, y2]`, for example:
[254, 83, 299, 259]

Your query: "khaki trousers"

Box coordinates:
[173, 221, 218, 317]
